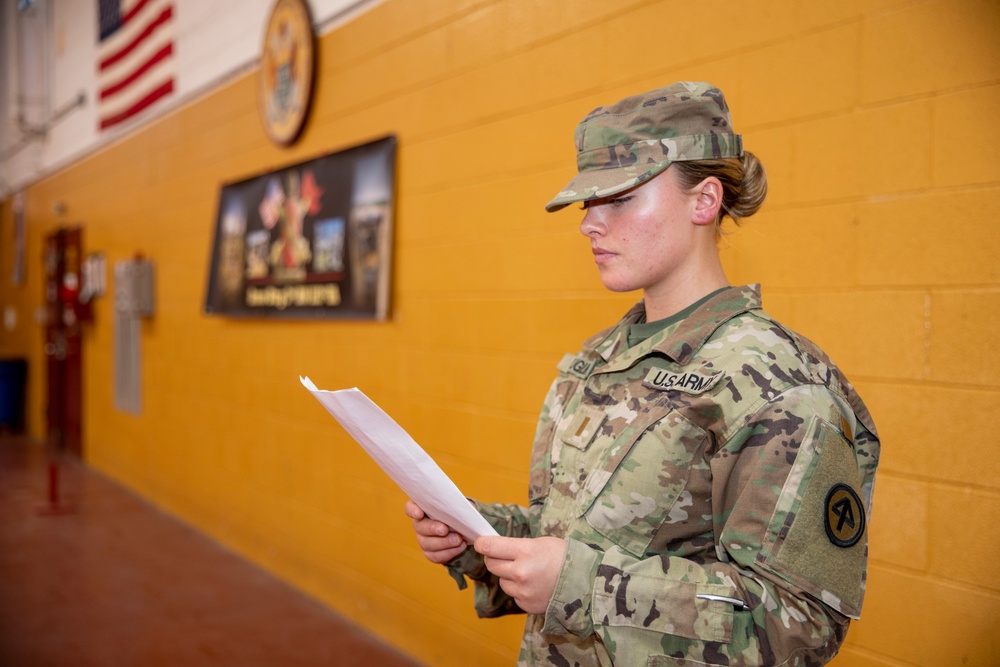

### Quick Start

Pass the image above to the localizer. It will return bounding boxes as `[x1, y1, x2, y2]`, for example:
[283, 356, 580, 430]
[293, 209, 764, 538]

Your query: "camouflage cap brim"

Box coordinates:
[544, 157, 670, 213]
[544, 133, 743, 212]
[545, 82, 744, 213]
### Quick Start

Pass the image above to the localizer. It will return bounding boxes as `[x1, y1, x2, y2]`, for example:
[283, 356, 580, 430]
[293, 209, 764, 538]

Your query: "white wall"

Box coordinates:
[0, 0, 380, 198]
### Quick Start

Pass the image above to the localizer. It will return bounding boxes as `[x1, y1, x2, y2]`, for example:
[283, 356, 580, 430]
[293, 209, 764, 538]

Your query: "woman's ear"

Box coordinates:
[691, 177, 723, 226]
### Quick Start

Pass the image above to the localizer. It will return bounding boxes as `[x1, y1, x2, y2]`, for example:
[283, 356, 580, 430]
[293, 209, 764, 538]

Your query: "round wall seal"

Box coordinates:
[257, 0, 316, 147]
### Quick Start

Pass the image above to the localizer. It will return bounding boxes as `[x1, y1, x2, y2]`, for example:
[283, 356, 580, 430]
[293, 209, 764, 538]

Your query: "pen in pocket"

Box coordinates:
[696, 594, 750, 611]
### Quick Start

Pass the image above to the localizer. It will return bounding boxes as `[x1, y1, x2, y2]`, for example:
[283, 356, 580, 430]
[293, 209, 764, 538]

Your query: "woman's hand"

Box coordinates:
[474, 535, 568, 614]
[404, 500, 469, 564]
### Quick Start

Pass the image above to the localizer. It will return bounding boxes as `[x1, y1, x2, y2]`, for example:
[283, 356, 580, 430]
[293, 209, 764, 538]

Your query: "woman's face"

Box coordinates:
[579, 166, 701, 297]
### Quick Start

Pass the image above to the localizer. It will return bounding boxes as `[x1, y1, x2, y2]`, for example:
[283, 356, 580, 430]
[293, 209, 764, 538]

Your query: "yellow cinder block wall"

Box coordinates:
[1, 1, 998, 665]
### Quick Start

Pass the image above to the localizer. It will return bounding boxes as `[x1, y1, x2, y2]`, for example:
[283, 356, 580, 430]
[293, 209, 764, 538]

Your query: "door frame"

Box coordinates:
[43, 227, 86, 457]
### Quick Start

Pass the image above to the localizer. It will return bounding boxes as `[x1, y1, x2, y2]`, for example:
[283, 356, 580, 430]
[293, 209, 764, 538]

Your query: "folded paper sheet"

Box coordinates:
[300, 377, 497, 541]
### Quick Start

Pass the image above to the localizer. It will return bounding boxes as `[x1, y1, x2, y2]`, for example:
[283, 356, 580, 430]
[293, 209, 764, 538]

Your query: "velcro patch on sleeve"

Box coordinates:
[760, 417, 867, 618]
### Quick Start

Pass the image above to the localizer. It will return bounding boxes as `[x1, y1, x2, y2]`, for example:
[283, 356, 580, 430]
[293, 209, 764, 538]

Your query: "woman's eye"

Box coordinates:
[580, 195, 632, 210]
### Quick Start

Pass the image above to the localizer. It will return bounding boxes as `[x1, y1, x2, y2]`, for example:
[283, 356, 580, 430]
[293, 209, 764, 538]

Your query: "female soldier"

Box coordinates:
[406, 81, 879, 666]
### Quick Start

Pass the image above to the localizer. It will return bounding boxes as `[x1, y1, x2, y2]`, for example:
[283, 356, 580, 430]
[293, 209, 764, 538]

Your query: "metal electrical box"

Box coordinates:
[115, 259, 155, 317]
[114, 258, 154, 414]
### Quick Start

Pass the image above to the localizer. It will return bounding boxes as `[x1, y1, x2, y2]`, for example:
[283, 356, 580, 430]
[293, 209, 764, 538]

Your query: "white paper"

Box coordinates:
[300, 377, 497, 541]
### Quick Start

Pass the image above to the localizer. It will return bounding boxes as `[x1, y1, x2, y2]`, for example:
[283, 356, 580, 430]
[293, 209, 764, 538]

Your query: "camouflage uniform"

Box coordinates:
[447, 285, 880, 666]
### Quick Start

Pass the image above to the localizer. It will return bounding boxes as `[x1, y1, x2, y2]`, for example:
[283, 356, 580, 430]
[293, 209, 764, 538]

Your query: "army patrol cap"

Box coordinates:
[545, 81, 744, 212]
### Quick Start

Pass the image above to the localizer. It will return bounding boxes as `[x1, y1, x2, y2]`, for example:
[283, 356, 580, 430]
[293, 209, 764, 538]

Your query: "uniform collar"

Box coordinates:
[587, 284, 763, 366]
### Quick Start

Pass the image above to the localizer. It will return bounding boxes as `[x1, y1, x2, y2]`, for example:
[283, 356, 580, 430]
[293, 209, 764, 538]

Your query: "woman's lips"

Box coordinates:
[592, 246, 615, 264]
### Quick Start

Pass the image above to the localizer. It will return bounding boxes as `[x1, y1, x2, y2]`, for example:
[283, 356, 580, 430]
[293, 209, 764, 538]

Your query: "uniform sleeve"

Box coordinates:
[444, 500, 538, 618]
[540, 384, 878, 666]
[445, 365, 578, 616]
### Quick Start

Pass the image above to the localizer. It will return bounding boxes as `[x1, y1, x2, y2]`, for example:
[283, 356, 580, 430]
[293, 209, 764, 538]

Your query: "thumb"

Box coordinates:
[474, 535, 505, 557]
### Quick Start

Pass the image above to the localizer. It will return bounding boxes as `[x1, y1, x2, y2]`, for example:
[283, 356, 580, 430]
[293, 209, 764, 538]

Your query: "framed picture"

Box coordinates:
[204, 135, 396, 320]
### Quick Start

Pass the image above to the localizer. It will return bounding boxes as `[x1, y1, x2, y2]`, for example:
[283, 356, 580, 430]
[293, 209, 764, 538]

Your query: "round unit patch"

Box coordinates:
[824, 483, 865, 548]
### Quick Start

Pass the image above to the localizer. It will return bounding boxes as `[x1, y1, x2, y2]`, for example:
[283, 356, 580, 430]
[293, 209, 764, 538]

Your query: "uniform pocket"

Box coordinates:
[582, 410, 708, 557]
[593, 575, 735, 644]
[529, 374, 581, 504]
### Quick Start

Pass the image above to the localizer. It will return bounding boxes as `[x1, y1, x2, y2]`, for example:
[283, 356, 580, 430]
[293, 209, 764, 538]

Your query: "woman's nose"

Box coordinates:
[579, 209, 607, 237]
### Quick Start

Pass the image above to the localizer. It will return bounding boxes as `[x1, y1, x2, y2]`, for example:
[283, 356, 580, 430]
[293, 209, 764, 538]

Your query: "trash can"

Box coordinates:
[0, 358, 27, 433]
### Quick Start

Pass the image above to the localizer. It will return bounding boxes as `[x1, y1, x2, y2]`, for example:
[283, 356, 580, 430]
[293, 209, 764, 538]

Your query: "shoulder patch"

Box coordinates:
[642, 368, 722, 395]
[825, 483, 865, 548]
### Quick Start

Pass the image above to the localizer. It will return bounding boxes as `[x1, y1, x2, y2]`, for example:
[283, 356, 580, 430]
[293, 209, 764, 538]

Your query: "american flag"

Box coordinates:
[97, 0, 175, 131]
[259, 178, 285, 230]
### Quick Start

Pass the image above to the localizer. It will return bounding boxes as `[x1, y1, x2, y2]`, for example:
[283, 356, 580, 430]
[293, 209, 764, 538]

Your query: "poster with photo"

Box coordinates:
[204, 136, 396, 320]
